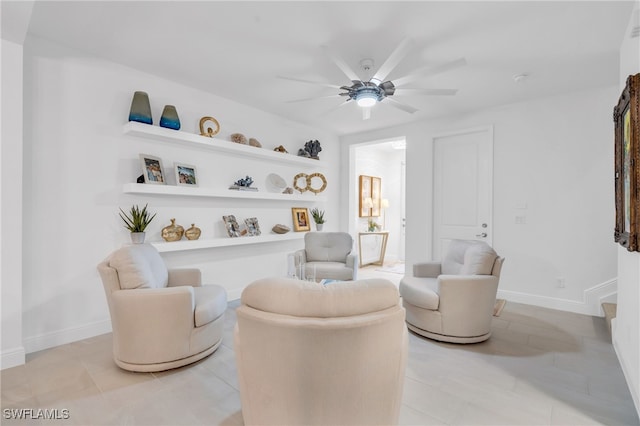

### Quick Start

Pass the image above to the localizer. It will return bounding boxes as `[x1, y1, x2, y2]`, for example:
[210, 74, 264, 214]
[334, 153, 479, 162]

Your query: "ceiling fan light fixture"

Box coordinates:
[354, 87, 381, 107]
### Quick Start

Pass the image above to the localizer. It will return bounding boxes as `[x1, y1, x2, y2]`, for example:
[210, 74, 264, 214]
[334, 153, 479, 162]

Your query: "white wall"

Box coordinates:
[342, 85, 617, 316]
[1, 39, 26, 369]
[16, 35, 339, 355]
[613, 3, 640, 416]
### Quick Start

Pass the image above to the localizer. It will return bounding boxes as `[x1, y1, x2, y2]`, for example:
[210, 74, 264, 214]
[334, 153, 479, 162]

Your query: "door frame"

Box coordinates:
[431, 125, 494, 259]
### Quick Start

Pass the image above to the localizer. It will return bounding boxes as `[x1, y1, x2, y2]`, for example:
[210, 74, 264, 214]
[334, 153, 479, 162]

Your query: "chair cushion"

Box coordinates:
[399, 276, 439, 310]
[194, 285, 228, 327]
[460, 243, 497, 275]
[305, 232, 353, 262]
[241, 277, 399, 318]
[110, 244, 168, 289]
[304, 261, 354, 281]
[441, 240, 468, 275]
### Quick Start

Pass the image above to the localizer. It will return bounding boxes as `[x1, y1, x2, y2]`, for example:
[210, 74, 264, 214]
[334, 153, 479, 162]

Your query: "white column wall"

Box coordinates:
[1, 39, 26, 369]
[613, 3, 640, 416]
[19, 35, 339, 354]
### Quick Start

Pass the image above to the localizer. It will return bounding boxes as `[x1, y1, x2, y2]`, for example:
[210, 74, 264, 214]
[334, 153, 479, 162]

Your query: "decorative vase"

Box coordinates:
[128, 91, 153, 125]
[185, 224, 201, 240]
[161, 218, 184, 242]
[130, 232, 145, 244]
[160, 105, 181, 130]
[315, 223, 324, 231]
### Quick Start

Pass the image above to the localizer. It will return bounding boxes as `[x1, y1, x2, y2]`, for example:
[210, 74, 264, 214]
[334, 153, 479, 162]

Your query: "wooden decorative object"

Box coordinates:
[199, 116, 220, 137]
[614, 73, 640, 251]
[291, 207, 311, 232]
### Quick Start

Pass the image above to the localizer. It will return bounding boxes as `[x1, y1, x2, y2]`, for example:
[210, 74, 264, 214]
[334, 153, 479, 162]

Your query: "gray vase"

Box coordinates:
[128, 91, 153, 125]
[130, 232, 146, 244]
[160, 105, 181, 130]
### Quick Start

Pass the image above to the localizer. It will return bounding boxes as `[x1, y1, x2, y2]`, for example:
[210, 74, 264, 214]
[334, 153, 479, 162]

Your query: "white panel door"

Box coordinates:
[432, 127, 493, 260]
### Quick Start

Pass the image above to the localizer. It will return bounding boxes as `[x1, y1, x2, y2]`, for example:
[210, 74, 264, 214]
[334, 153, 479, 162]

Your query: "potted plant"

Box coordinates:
[310, 208, 326, 231]
[367, 219, 380, 232]
[119, 204, 156, 244]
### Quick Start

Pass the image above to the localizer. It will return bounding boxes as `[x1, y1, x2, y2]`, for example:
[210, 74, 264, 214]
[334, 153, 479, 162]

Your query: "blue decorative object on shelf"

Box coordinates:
[128, 91, 153, 125]
[160, 105, 181, 130]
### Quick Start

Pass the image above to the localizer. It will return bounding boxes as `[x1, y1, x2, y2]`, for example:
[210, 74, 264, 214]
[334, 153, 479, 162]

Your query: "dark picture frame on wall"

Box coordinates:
[614, 73, 640, 252]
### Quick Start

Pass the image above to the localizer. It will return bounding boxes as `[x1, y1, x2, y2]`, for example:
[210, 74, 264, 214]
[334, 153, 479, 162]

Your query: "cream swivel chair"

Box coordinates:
[291, 232, 358, 281]
[399, 240, 504, 344]
[97, 243, 227, 372]
[235, 277, 408, 426]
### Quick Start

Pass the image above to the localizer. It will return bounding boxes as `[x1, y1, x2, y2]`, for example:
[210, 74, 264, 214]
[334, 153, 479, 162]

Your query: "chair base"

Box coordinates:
[406, 323, 491, 344]
[114, 339, 222, 372]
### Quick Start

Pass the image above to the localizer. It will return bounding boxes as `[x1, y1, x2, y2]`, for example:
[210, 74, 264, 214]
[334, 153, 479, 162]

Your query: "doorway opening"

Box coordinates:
[349, 137, 407, 283]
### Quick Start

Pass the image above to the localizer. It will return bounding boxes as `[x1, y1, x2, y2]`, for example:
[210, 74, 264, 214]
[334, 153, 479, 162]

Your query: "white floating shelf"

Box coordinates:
[123, 121, 327, 168]
[122, 183, 327, 202]
[151, 232, 305, 252]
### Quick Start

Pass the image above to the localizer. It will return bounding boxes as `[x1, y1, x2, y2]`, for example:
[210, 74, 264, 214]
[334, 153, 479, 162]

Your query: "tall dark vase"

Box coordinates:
[128, 91, 153, 125]
[160, 105, 181, 130]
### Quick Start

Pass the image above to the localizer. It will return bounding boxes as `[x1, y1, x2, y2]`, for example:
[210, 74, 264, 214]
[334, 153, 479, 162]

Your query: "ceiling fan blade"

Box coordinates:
[277, 75, 342, 89]
[394, 88, 458, 96]
[371, 38, 412, 84]
[362, 107, 372, 120]
[285, 94, 343, 103]
[320, 99, 352, 117]
[323, 45, 361, 82]
[392, 57, 467, 87]
[384, 97, 419, 114]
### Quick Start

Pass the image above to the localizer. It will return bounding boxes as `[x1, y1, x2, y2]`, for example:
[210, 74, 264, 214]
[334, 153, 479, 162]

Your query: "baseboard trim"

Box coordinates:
[497, 278, 617, 317]
[23, 319, 112, 355]
[612, 320, 640, 419]
[1, 346, 26, 370]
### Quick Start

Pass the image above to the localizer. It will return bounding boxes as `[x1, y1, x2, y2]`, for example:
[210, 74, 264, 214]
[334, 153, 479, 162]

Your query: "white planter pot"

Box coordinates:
[130, 232, 146, 244]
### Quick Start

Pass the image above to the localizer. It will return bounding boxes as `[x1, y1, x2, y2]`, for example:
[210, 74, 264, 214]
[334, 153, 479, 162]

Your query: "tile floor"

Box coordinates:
[2, 267, 638, 425]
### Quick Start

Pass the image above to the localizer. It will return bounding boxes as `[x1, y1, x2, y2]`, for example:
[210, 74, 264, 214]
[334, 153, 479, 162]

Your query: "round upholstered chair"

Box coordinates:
[234, 277, 407, 426]
[97, 244, 227, 372]
[400, 240, 504, 344]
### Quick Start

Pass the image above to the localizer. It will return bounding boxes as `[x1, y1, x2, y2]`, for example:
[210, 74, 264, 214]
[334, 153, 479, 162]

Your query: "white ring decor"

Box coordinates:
[292, 172, 327, 194]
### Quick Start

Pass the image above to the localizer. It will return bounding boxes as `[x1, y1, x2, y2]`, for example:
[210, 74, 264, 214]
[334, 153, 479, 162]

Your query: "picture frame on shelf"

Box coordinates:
[371, 176, 381, 217]
[359, 175, 372, 217]
[140, 154, 166, 184]
[174, 162, 198, 186]
[291, 207, 311, 232]
[223, 215, 242, 237]
[614, 73, 640, 251]
[244, 217, 261, 236]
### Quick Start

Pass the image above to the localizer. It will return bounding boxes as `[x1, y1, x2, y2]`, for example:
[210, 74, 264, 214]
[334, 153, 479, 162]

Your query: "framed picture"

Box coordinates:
[223, 215, 241, 237]
[291, 207, 311, 232]
[244, 217, 261, 236]
[614, 73, 640, 251]
[139, 154, 166, 184]
[359, 175, 372, 217]
[174, 162, 198, 186]
[371, 176, 381, 217]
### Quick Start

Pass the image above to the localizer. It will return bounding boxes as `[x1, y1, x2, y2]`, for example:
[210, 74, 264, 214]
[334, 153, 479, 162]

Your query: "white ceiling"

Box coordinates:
[23, 1, 635, 135]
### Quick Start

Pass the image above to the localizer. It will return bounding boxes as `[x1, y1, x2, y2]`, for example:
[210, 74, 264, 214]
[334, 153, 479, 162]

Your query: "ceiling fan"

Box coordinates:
[279, 38, 466, 120]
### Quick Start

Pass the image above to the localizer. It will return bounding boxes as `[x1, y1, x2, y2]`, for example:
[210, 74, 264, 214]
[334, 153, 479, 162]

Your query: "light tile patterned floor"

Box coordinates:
[2, 273, 638, 425]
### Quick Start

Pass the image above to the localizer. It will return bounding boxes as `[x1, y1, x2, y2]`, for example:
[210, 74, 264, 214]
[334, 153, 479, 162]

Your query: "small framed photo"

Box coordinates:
[291, 207, 311, 232]
[244, 217, 261, 236]
[174, 162, 198, 187]
[223, 215, 241, 238]
[139, 154, 166, 185]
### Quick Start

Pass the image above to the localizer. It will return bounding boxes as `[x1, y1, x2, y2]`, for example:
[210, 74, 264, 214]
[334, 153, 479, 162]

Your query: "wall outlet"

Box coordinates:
[515, 216, 526, 224]
[556, 277, 566, 288]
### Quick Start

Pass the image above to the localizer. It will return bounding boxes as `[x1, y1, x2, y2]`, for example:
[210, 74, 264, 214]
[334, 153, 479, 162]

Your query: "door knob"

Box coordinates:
[476, 233, 487, 238]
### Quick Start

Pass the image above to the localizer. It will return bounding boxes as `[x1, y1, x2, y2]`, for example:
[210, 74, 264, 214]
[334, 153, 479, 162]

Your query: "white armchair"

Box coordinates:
[399, 240, 504, 343]
[291, 232, 358, 281]
[97, 244, 227, 372]
[235, 277, 407, 425]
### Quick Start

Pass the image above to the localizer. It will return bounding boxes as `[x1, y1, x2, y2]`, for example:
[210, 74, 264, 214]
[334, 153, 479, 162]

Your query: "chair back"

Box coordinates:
[304, 231, 353, 262]
[235, 277, 407, 425]
[442, 239, 498, 275]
